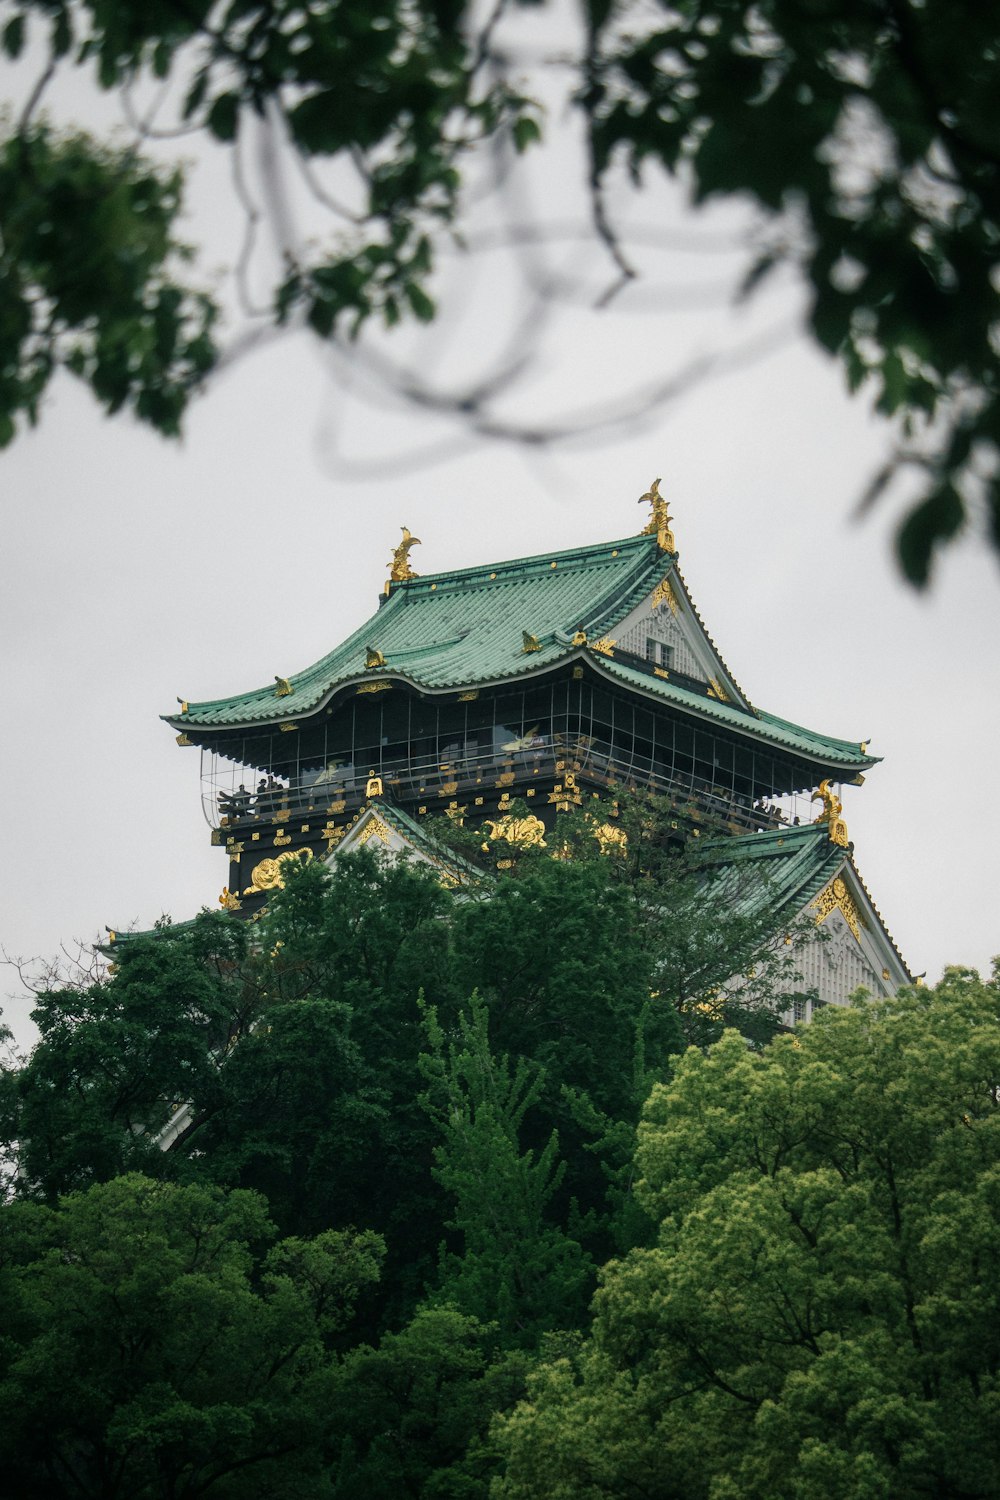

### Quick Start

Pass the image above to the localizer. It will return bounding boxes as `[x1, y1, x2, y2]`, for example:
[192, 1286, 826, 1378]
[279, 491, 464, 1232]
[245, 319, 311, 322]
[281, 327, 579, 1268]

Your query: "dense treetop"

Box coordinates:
[496, 965, 1000, 1499]
[1, 830, 998, 1495]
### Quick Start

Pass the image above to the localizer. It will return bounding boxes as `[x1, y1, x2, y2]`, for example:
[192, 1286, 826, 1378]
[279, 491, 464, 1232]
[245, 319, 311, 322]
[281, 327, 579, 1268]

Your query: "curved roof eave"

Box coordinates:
[166, 646, 878, 775]
[163, 649, 585, 736]
[593, 657, 878, 772]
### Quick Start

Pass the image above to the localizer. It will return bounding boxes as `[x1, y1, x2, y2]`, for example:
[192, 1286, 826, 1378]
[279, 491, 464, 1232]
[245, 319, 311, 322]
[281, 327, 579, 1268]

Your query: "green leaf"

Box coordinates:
[182, 71, 208, 121]
[2, 14, 24, 59]
[208, 93, 240, 142]
[810, 285, 852, 356]
[288, 91, 350, 154]
[51, 8, 71, 58]
[307, 294, 336, 338]
[152, 39, 172, 80]
[897, 484, 964, 587]
[513, 115, 542, 154]
[404, 283, 436, 322]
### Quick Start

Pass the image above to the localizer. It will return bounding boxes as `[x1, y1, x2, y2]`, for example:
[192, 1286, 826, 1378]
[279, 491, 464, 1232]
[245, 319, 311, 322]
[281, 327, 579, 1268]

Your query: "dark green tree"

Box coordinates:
[0, 1172, 384, 1500]
[3, 911, 255, 1199]
[495, 966, 1000, 1499]
[3, 0, 998, 580]
[3, 817, 805, 1293]
[188, 993, 387, 1239]
[327, 1306, 530, 1498]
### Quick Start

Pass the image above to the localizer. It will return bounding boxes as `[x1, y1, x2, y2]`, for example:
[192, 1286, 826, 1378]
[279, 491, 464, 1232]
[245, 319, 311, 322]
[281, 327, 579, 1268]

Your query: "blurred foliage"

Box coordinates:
[2, 1, 998, 580]
[0, 124, 216, 437]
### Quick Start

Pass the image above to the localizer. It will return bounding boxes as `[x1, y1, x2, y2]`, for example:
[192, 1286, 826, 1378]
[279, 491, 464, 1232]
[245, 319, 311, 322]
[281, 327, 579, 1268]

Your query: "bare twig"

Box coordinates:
[231, 130, 270, 319]
[289, 149, 364, 225]
[119, 75, 205, 140]
[18, 59, 55, 133]
[313, 316, 800, 478]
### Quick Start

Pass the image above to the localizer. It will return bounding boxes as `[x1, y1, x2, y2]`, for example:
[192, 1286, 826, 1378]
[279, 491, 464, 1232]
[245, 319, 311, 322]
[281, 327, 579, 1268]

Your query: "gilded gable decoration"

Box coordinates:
[389, 526, 421, 583]
[812, 779, 849, 847]
[651, 577, 679, 615]
[812, 876, 867, 943]
[358, 813, 392, 846]
[638, 477, 676, 552]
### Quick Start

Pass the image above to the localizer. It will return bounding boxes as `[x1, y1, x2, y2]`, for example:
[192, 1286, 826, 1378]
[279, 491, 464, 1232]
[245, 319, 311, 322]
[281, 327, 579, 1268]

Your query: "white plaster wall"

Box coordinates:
[615, 601, 705, 679]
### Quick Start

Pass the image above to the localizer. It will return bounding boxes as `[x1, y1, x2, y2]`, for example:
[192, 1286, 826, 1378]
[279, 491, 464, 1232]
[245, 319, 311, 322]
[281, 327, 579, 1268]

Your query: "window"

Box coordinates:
[645, 639, 673, 668]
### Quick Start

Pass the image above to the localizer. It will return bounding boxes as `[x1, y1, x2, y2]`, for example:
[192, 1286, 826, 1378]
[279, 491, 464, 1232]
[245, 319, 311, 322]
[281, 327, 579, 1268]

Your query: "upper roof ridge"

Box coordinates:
[382, 530, 660, 600]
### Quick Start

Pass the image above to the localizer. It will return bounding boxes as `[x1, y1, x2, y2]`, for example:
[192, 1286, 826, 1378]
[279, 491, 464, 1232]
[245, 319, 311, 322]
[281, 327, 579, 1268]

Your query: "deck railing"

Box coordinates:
[208, 734, 791, 837]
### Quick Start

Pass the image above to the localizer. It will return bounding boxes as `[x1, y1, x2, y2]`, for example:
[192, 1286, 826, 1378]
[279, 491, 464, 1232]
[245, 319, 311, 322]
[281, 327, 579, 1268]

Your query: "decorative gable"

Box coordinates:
[606, 564, 750, 709]
[783, 862, 910, 1021]
[326, 802, 472, 889]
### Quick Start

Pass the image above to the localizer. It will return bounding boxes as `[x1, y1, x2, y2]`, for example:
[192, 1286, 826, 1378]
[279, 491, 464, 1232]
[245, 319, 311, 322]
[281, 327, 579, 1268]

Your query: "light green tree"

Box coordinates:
[495, 967, 1000, 1499]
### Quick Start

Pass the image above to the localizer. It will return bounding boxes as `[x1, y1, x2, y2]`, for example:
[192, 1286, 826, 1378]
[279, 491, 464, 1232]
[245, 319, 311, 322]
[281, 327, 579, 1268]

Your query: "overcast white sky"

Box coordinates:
[3, 16, 999, 1047]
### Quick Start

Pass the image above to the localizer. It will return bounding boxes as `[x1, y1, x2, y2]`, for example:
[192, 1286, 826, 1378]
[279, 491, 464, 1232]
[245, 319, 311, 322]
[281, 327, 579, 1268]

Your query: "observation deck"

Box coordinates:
[207, 730, 821, 856]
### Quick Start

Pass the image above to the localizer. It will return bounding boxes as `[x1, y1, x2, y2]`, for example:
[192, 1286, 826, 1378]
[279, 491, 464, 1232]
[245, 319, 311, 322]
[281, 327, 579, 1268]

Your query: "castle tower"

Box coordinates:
[161, 488, 909, 1011]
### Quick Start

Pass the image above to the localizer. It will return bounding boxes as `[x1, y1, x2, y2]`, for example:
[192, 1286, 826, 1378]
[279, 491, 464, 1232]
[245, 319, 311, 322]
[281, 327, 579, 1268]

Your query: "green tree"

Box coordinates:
[420, 994, 593, 1344]
[218, 852, 461, 1315]
[495, 967, 1000, 1499]
[449, 852, 671, 1123]
[2, 1, 998, 580]
[189, 992, 387, 1239]
[3, 820, 804, 1293]
[328, 1306, 529, 1498]
[0, 1172, 384, 1499]
[2, 911, 255, 1199]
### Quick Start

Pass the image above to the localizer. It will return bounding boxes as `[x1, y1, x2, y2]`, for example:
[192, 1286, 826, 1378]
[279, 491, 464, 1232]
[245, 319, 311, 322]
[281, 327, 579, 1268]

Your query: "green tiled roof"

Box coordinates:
[696, 823, 845, 920]
[695, 823, 911, 978]
[167, 531, 875, 772]
[173, 533, 668, 726]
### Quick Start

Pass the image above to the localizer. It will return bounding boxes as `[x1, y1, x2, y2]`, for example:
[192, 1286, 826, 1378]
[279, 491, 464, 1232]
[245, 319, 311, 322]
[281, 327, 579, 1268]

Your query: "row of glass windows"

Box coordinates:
[203, 680, 815, 813]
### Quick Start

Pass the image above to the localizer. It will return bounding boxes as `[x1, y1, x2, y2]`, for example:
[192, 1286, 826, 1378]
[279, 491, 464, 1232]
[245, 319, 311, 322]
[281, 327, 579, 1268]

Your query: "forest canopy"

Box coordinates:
[1, 837, 999, 1497]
